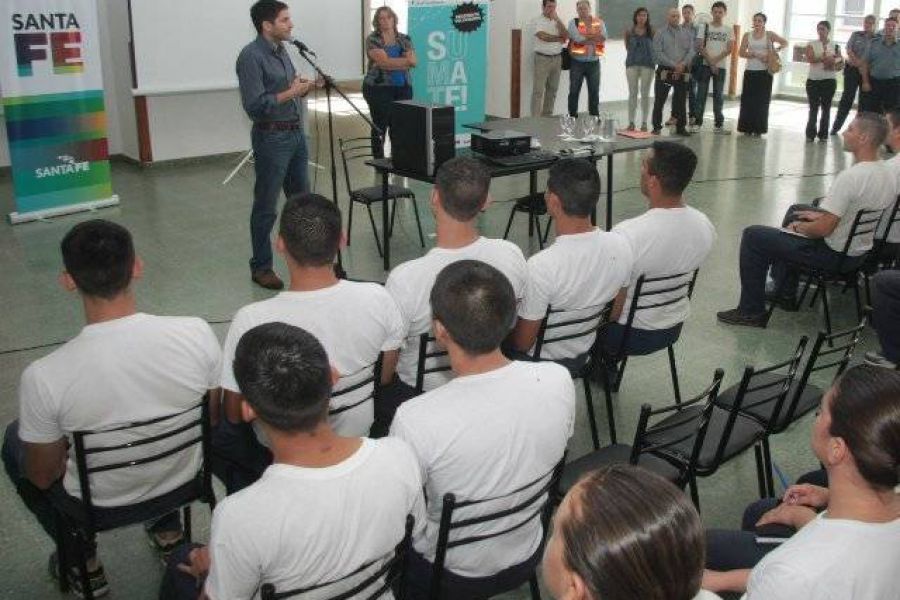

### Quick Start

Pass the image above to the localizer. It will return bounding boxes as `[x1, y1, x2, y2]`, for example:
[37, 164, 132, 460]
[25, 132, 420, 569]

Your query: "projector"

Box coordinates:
[471, 130, 532, 157]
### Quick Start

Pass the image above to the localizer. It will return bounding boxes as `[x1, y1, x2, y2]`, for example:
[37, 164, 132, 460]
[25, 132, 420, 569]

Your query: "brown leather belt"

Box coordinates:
[255, 121, 302, 131]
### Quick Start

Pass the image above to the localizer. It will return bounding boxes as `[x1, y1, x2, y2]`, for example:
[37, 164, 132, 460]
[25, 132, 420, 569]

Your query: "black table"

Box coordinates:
[367, 116, 656, 270]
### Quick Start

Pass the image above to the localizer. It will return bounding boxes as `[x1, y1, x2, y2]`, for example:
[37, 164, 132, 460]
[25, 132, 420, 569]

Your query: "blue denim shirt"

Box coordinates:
[236, 36, 304, 123]
[626, 29, 655, 68]
[866, 36, 900, 79]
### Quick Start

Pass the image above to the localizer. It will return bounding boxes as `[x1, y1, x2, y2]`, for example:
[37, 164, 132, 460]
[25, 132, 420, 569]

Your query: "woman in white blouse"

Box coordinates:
[805, 21, 841, 142]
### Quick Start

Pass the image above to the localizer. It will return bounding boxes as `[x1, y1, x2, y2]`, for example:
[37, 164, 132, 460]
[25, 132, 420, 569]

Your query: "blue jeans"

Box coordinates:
[250, 126, 309, 272]
[695, 66, 727, 127]
[737, 205, 857, 315]
[568, 59, 600, 116]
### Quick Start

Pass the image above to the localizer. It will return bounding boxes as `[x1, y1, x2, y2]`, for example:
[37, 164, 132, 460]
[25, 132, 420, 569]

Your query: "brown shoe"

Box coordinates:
[251, 269, 284, 290]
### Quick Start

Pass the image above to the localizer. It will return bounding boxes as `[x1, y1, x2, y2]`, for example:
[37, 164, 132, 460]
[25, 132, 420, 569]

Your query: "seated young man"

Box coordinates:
[873, 108, 900, 261]
[718, 112, 896, 327]
[510, 158, 632, 363]
[379, 157, 527, 431]
[217, 193, 404, 488]
[605, 142, 716, 358]
[166, 322, 425, 599]
[1, 220, 221, 598]
[390, 260, 575, 599]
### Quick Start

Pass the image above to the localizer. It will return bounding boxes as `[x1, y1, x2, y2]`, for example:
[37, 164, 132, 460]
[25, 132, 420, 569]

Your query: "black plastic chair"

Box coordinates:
[339, 137, 425, 257]
[52, 398, 216, 600]
[260, 515, 415, 600]
[710, 337, 809, 498]
[414, 332, 452, 394]
[767, 208, 884, 336]
[559, 368, 724, 510]
[329, 363, 377, 419]
[870, 195, 900, 270]
[605, 270, 699, 403]
[429, 459, 565, 600]
[532, 302, 615, 447]
[502, 193, 553, 250]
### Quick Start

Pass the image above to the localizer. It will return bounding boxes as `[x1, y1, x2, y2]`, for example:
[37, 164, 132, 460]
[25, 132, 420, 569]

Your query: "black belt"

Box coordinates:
[255, 121, 302, 131]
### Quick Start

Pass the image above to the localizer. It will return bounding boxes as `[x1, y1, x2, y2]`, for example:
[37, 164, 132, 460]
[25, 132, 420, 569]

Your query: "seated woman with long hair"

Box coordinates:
[543, 464, 720, 600]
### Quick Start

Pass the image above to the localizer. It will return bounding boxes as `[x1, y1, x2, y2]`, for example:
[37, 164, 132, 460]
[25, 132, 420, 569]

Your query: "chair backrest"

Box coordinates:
[415, 332, 452, 394]
[630, 368, 725, 487]
[329, 362, 377, 418]
[779, 321, 865, 427]
[532, 301, 613, 361]
[713, 337, 809, 450]
[879, 195, 900, 242]
[71, 397, 213, 534]
[613, 270, 699, 358]
[430, 457, 565, 600]
[339, 137, 376, 195]
[837, 207, 886, 266]
[260, 515, 415, 600]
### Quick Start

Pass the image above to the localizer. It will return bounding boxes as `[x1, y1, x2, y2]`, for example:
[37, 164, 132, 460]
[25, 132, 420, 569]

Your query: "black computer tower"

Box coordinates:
[390, 100, 455, 177]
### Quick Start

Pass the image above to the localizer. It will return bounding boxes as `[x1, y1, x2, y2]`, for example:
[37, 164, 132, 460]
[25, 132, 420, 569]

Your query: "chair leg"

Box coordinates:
[347, 199, 355, 246]
[601, 368, 617, 445]
[183, 505, 193, 544]
[667, 345, 682, 405]
[614, 357, 628, 393]
[529, 574, 542, 600]
[762, 438, 775, 498]
[820, 281, 834, 342]
[366, 204, 383, 258]
[797, 276, 812, 307]
[754, 444, 768, 499]
[851, 275, 864, 321]
[502, 205, 517, 240]
[542, 217, 553, 245]
[688, 475, 701, 512]
[863, 271, 873, 308]
[389, 198, 398, 238]
[411, 197, 426, 248]
[74, 530, 94, 600]
[582, 378, 600, 450]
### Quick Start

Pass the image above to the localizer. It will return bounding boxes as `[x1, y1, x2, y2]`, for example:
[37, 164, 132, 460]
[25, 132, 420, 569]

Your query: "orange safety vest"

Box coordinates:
[569, 17, 606, 57]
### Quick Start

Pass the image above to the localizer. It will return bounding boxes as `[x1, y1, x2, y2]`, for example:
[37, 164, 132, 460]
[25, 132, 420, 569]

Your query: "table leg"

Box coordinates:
[381, 169, 390, 270]
[529, 170, 537, 238]
[606, 153, 614, 231]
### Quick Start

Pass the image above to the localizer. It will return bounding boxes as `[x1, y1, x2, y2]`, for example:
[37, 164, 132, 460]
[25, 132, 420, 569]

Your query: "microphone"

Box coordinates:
[291, 39, 317, 58]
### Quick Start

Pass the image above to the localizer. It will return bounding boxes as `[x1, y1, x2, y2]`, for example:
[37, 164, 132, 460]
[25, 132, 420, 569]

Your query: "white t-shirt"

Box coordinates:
[700, 23, 734, 68]
[745, 513, 900, 600]
[876, 154, 900, 243]
[17, 313, 221, 507]
[519, 229, 633, 360]
[220, 281, 404, 436]
[205, 438, 426, 600]
[531, 15, 564, 56]
[385, 237, 527, 390]
[745, 32, 772, 71]
[818, 160, 896, 255]
[612, 206, 716, 330]
[390, 361, 575, 578]
[807, 40, 839, 80]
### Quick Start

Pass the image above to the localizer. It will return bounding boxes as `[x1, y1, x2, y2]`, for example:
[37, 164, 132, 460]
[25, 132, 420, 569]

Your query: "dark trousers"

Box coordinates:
[832, 65, 864, 132]
[688, 60, 701, 120]
[2, 421, 180, 561]
[210, 419, 272, 495]
[249, 126, 309, 273]
[863, 76, 900, 114]
[738, 70, 773, 134]
[568, 59, 600, 116]
[805, 79, 837, 140]
[706, 469, 827, 571]
[362, 84, 413, 159]
[159, 543, 205, 600]
[653, 68, 687, 131]
[371, 376, 419, 438]
[695, 66, 727, 127]
[872, 270, 900, 363]
[405, 545, 542, 600]
[737, 204, 858, 315]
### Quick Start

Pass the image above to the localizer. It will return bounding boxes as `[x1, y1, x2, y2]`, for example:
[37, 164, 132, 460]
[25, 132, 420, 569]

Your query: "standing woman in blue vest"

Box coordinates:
[362, 6, 417, 158]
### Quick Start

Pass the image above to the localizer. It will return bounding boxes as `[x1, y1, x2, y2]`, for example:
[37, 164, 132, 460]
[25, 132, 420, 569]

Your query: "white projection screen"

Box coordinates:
[129, 0, 364, 94]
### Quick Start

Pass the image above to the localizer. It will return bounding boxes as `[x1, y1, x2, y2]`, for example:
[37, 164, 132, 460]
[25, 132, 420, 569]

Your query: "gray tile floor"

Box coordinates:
[0, 98, 879, 599]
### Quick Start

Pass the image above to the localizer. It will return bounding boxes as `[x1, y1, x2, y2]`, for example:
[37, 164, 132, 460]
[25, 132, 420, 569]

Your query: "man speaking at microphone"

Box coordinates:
[237, 0, 323, 290]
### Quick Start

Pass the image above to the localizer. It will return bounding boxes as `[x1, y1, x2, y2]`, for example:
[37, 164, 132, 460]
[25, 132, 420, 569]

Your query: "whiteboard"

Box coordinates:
[130, 0, 364, 95]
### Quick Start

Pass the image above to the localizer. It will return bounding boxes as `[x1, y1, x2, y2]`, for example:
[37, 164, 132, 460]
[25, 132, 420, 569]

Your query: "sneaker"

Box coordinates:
[147, 528, 185, 564]
[651, 128, 662, 135]
[864, 351, 898, 369]
[49, 552, 110, 599]
[714, 126, 731, 135]
[716, 308, 768, 328]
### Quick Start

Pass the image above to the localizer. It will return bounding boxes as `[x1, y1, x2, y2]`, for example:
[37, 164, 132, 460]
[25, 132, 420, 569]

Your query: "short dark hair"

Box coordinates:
[853, 112, 889, 147]
[279, 193, 342, 267]
[683, 4, 695, 11]
[547, 159, 600, 218]
[753, 12, 768, 23]
[250, 0, 288, 34]
[646, 141, 697, 195]
[434, 157, 491, 221]
[559, 465, 705, 600]
[829, 365, 900, 491]
[233, 322, 333, 433]
[430, 260, 516, 355]
[542, 0, 556, 6]
[817, 20, 832, 31]
[887, 16, 899, 24]
[711, 1, 728, 11]
[60, 219, 135, 299]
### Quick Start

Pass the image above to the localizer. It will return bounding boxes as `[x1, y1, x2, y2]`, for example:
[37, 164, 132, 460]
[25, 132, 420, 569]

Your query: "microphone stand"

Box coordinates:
[295, 45, 385, 279]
